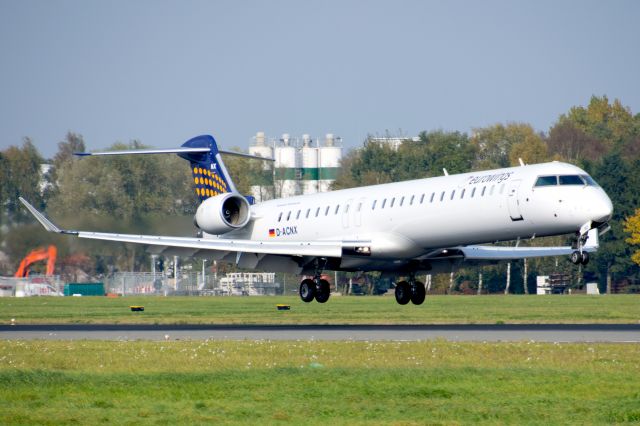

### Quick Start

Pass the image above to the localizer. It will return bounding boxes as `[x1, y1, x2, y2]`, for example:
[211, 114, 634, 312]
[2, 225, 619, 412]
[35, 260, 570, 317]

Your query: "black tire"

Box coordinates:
[570, 251, 582, 265]
[581, 251, 590, 265]
[411, 281, 426, 305]
[315, 279, 331, 303]
[395, 281, 411, 305]
[299, 279, 315, 303]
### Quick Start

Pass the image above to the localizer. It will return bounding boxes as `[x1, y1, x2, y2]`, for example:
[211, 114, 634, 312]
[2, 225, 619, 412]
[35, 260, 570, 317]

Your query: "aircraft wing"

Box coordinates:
[19, 197, 346, 258]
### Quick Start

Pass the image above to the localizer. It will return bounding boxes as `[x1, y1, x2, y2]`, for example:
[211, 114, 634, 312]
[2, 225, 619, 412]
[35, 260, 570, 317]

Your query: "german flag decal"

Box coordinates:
[268, 229, 276, 237]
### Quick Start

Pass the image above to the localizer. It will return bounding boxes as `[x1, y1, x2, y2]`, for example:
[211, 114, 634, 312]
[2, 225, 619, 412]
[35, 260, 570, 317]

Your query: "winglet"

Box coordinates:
[18, 197, 77, 235]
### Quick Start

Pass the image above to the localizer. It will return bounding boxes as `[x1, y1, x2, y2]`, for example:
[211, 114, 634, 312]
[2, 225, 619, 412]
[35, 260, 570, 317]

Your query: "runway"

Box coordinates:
[1, 324, 640, 342]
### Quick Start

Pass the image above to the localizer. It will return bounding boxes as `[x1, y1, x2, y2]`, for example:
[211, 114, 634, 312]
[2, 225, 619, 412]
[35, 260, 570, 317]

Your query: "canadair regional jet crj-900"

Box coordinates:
[20, 134, 613, 305]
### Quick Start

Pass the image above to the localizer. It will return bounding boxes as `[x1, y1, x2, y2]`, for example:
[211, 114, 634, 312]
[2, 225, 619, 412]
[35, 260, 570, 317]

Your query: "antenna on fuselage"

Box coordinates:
[518, 158, 525, 167]
[443, 168, 449, 176]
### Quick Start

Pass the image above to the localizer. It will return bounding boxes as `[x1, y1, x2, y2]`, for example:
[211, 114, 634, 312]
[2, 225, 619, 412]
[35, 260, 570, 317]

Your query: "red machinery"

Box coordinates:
[14, 245, 57, 277]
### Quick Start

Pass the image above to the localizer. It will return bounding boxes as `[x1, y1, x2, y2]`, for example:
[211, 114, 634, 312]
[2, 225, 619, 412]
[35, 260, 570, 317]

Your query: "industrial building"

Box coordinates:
[248, 132, 343, 201]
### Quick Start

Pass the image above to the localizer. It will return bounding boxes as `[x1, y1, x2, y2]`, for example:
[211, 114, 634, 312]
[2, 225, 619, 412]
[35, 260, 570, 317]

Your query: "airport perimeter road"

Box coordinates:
[1, 324, 640, 342]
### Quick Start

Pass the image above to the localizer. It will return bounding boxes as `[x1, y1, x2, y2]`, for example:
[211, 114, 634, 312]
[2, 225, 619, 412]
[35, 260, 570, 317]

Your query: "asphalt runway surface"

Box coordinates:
[1, 324, 640, 342]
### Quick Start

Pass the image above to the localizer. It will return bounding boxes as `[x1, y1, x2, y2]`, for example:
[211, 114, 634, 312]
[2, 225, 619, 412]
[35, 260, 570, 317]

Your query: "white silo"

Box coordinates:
[318, 133, 342, 192]
[248, 132, 274, 202]
[300, 134, 319, 195]
[274, 133, 299, 198]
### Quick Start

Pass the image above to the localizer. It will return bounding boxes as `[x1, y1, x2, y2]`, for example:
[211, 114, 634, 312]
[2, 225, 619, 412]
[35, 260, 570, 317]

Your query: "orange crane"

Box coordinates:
[14, 245, 57, 277]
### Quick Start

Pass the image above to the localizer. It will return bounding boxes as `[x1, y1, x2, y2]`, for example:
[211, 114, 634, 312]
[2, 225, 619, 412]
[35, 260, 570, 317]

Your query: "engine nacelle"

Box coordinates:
[194, 193, 250, 235]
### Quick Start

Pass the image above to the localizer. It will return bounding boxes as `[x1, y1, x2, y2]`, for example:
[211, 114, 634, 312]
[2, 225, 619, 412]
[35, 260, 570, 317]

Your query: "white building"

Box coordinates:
[248, 132, 343, 200]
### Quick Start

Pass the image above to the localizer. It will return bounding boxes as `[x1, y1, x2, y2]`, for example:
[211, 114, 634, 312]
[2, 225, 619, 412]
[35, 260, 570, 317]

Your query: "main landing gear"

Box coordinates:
[299, 258, 331, 303]
[394, 276, 426, 305]
[299, 277, 331, 303]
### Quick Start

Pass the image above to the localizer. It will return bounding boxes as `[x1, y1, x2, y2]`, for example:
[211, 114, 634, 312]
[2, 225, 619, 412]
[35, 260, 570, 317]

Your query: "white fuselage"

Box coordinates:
[216, 161, 612, 270]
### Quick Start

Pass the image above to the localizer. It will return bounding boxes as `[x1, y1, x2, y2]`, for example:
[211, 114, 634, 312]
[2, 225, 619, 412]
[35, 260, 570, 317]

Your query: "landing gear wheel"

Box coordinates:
[580, 251, 589, 265]
[315, 279, 331, 303]
[410, 281, 426, 305]
[395, 281, 411, 305]
[570, 251, 582, 265]
[299, 279, 316, 303]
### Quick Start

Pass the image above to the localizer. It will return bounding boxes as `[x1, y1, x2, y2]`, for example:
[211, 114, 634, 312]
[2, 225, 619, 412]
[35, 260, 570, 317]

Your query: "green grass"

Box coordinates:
[1, 294, 639, 325]
[1, 340, 639, 424]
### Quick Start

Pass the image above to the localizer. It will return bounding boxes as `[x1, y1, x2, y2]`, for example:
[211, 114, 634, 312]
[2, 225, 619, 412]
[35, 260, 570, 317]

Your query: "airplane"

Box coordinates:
[20, 134, 613, 305]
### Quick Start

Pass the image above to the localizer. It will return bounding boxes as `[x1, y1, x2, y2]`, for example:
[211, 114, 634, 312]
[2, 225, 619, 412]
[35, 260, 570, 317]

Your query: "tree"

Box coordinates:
[586, 153, 638, 293]
[471, 123, 546, 169]
[624, 209, 640, 266]
[561, 95, 640, 161]
[1, 138, 45, 223]
[546, 120, 606, 164]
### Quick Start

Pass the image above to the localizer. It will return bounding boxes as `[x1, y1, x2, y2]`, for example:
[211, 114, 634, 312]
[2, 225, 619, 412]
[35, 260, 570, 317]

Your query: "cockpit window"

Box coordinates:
[535, 176, 557, 187]
[581, 175, 600, 187]
[559, 175, 585, 186]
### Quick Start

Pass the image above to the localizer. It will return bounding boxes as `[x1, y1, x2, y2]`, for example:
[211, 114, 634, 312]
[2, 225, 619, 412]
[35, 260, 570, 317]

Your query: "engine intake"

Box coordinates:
[194, 193, 250, 235]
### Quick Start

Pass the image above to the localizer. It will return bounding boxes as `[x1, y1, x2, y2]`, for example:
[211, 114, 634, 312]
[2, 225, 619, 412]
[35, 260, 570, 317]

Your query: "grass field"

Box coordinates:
[1, 340, 639, 424]
[1, 294, 639, 325]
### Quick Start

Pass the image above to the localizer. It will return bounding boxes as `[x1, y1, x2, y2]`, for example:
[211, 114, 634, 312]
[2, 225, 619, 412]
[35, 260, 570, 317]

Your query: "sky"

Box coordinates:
[1, 0, 639, 159]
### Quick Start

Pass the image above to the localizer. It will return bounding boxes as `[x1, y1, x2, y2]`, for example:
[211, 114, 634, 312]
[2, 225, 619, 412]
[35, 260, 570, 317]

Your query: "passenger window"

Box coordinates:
[390, 198, 395, 208]
[535, 176, 557, 187]
[481, 186, 486, 196]
[471, 187, 476, 198]
[410, 195, 415, 205]
[357, 203, 362, 212]
[450, 190, 455, 200]
[440, 191, 445, 201]
[372, 200, 377, 210]
[420, 193, 425, 204]
[381, 199, 387, 209]
[306, 208, 310, 219]
[335, 205, 340, 215]
[460, 189, 465, 199]
[278, 212, 283, 222]
[559, 175, 585, 185]
[315, 207, 320, 217]
[400, 196, 405, 206]
[345, 204, 350, 214]
[430, 193, 435, 203]
[286, 211, 291, 221]
[325, 206, 330, 216]
[296, 210, 301, 220]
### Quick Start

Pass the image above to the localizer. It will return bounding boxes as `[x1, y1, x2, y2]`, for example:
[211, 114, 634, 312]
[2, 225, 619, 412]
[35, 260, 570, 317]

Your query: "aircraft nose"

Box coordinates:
[592, 192, 613, 223]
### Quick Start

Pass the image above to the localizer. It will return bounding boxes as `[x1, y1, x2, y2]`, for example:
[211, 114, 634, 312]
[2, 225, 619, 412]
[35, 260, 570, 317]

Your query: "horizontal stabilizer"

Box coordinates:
[74, 147, 210, 156]
[74, 147, 274, 161]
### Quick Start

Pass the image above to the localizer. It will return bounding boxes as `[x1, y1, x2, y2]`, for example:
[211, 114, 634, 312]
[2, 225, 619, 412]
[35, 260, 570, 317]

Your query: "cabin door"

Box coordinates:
[507, 180, 524, 221]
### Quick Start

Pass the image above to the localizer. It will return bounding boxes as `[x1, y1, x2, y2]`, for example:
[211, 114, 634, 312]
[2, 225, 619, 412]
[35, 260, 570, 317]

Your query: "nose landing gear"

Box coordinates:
[570, 250, 589, 265]
[394, 276, 426, 305]
[571, 224, 592, 266]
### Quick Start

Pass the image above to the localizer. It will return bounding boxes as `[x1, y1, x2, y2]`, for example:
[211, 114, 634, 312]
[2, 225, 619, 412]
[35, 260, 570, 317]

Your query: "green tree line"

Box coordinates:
[1, 95, 639, 293]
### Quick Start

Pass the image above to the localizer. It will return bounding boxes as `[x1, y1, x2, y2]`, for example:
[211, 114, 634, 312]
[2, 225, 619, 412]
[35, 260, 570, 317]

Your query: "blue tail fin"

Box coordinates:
[178, 135, 235, 202]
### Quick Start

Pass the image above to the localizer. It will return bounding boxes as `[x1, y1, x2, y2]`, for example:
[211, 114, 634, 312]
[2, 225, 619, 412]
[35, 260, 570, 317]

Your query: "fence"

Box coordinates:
[0, 275, 64, 297]
[103, 272, 281, 296]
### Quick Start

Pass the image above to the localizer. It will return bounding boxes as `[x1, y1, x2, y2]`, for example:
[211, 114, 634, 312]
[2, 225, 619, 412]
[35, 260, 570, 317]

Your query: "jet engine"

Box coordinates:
[194, 193, 250, 235]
